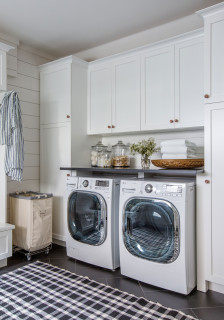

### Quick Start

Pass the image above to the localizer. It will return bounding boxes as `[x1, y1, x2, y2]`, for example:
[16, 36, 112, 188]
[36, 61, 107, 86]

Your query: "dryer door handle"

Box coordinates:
[127, 217, 132, 236]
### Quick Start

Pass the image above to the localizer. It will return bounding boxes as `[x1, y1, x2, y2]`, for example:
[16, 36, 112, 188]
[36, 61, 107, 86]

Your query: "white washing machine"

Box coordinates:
[119, 179, 196, 294]
[66, 176, 120, 270]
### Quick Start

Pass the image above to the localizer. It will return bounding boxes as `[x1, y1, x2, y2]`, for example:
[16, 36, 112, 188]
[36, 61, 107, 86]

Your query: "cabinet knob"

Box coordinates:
[66, 115, 70, 119]
[170, 120, 174, 123]
[204, 94, 210, 99]
[205, 179, 210, 184]
[67, 174, 70, 177]
[108, 125, 111, 128]
[174, 119, 179, 123]
[112, 125, 115, 128]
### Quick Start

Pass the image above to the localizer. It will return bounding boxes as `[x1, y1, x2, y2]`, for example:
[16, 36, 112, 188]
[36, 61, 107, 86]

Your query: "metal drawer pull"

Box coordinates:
[204, 94, 210, 99]
[205, 179, 210, 184]
[170, 120, 174, 123]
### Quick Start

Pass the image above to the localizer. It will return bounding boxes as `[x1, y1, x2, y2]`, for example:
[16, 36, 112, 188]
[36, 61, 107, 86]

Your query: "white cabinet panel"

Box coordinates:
[88, 65, 112, 134]
[141, 46, 175, 130]
[204, 103, 224, 286]
[40, 123, 71, 241]
[40, 64, 71, 125]
[200, 9, 224, 103]
[112, 56, 140, 133]
[0, 49, 6, 91]
[175, 38, 204, 128]
[0, 230, 12, 260]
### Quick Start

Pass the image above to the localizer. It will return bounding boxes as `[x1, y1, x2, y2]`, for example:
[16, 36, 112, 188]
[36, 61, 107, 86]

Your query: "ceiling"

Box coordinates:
[0, 0, 222, 57]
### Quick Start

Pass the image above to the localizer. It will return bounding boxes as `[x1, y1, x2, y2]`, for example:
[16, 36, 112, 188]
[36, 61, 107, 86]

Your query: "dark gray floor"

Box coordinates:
[1, 244, 224, 320]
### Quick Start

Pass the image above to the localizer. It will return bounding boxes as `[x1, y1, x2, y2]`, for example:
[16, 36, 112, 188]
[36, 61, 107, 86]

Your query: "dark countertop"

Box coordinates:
[60, 166, 203, 177]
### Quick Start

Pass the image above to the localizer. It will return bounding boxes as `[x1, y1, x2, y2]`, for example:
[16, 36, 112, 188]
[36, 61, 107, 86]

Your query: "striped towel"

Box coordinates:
[0, 91, 24, 181]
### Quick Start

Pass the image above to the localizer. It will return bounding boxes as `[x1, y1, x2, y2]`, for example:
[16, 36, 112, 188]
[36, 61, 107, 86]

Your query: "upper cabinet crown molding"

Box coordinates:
[0, 42, 14, 53]
[88, 29, 203, 67]
[39, 54, 88, 72]
[197, 2, 224, 18]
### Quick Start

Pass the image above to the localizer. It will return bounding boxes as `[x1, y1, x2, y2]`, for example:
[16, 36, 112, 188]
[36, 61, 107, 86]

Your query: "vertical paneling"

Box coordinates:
[6, 46, 52, 200]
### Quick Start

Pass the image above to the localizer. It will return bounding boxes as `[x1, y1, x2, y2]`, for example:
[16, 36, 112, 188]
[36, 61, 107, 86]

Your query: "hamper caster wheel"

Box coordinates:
[27, 253, 32, 261]
[45, 248, 50, 255]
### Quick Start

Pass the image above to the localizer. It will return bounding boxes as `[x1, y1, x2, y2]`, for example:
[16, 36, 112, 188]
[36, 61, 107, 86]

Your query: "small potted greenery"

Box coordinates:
[130, 138, 159, 169]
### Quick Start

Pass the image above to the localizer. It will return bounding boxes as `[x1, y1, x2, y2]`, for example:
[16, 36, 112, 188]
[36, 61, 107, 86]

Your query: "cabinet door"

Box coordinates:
[88, 65, 112, 134]
[175, 37, 204, 128]
[0, 49, 6, 91]
[40, 64, 71, 125]
[40, 123, 71, 242]
[0, 230, 12, 260]
[141, 46, 175, 130]
[204, 13, 224, 103]
[204, 103, 224, 285]
[112, 56, 140, 133]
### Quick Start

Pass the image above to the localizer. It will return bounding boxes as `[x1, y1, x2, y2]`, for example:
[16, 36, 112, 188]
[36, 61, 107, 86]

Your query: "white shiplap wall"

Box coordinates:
[6, 45, 53, 194]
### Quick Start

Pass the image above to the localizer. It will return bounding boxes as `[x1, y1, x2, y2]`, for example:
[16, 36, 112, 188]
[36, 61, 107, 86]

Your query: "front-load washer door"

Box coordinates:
[68, 191, 107, 246]
[123, 197, 180, 263]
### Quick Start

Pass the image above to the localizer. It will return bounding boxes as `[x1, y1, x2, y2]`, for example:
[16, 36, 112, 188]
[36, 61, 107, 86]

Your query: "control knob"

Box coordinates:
[145, 184, 153, 193]
[82, 180, 89, 187]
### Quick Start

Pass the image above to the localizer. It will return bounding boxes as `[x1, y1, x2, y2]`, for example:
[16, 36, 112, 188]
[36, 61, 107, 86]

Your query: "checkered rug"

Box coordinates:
[0, 261, 196, 320]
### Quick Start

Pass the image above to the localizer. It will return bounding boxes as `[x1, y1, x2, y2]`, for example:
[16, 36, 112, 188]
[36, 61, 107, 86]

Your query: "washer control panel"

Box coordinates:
[145, 184, 153, 193]
[161, 184, 183, 197]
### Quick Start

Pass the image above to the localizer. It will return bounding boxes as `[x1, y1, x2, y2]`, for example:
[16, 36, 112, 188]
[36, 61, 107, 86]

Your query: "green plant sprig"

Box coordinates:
[130, 138, 160, 157]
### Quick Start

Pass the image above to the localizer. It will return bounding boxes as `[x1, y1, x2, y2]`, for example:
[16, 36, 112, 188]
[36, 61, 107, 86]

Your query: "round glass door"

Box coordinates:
[68, 191, 107, 246]
[123, 197, 180, 263]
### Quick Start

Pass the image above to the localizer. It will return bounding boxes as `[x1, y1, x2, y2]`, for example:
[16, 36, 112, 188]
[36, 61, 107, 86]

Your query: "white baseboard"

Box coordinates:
[209, 282, 224, 295]
[52, 233, 66, 242]
[53, 238, 66, 247]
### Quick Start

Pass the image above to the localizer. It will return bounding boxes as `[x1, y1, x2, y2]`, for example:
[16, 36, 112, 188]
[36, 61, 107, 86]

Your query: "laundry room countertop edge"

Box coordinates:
[60, 167, 203, 177]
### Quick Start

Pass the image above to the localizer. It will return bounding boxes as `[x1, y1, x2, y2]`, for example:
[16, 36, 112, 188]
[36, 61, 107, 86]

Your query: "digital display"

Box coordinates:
[164, 185, 182, 193]
[95, 180, 109, 187]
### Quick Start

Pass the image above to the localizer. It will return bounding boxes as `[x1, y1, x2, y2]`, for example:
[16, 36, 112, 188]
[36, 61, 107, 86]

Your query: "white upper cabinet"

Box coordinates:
[112, 56, 141, 133]
[87, 30, 204, 135]
[88, 64, 112, 134]
[174, 37, 204, 128]
[198, 4, 224, 103]
[88, 56, 140, 134]
[141, 46, 175, 130]
[40, 63, 71, 125]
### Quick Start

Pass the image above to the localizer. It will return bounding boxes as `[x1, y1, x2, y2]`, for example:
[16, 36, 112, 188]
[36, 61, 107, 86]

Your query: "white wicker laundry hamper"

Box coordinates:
[9, 192, 53, 255]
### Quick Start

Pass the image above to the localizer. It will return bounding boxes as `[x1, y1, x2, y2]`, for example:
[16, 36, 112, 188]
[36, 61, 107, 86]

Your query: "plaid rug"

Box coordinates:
[0, 261, 196, 320]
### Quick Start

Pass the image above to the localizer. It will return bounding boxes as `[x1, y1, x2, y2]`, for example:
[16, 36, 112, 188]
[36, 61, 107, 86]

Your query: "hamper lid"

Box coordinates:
[9, 191, 53, 200]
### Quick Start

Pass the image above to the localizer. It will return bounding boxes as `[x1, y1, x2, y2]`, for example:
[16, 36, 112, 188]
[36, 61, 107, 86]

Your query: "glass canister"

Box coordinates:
[97, 149, 112, 167]
[103, 149, 112, 168]
[112, 140, 130, 167]
[90, 141, 107, 167]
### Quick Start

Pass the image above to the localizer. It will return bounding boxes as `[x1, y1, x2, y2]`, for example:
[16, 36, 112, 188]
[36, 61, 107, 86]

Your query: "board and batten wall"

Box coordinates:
[0, 34, 54, 206]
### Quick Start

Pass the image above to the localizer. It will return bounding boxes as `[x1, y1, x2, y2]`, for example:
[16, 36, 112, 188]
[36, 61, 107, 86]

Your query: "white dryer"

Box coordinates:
[119, 179, 196, 294]
[66, 177, 120, 270]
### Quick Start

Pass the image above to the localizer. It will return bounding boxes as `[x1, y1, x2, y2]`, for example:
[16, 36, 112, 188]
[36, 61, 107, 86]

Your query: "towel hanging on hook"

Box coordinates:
[0, 91, 24, 181]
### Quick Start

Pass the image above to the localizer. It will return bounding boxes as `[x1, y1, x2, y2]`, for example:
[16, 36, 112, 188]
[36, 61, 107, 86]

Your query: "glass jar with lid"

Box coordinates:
[90, 141, 107, 167]
[112, 140, 130, 167]
[97, 149, 112, 167]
